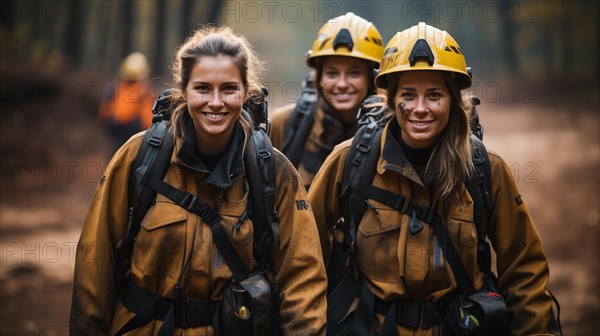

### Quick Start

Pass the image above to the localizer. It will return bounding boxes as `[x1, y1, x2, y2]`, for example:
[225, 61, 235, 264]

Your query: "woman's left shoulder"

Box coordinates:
[486, 149, 506, 166]
[484, 148, 513, 179]
[272, 148, 298, 174]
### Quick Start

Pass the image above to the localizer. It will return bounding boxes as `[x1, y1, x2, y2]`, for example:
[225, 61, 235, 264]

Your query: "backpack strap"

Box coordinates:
[115, 119, 174, 292]
[326, 124, 383, 333]
[466, 135, 495, 283]
[245, 122, 280, 271]
[281, 87, 317, 167]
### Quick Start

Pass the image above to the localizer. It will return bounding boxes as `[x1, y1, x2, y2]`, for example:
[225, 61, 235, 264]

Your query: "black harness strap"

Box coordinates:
[351, 184, 477, 335]
[147, 177, 250, 282]
[326, 126, 383, 335]
[116, 281, 219, 335]
[247, 126, 279, 271]
[352, 279, 376, 335]
[359, 182, 476, 295]
[281, 87, 317, 167]
[116, 121, 174, 292]
[466, 136, 495, 284]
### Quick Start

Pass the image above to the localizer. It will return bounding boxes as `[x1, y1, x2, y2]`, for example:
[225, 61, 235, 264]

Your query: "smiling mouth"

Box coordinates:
[203, 112, 228, 120]
[410, 120, 433, 126]
[332, 93, 355, 101]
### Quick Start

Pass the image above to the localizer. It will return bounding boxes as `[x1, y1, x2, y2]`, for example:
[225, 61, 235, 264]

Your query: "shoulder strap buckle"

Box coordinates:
[148, 135, 163, 147]
[257, 147, 272, 160]
[356, 142, 371, 153]
[180, 193, 198, 212]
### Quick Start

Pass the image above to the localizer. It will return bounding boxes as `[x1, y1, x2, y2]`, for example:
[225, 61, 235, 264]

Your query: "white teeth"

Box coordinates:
[411, 121, 432, 126]
[205, 113, 226, 120]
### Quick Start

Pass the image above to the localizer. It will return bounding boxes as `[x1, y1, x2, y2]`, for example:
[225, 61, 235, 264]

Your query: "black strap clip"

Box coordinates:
[391, 195, 407, 212]
[148, 135, 163, 147]
[180, 193, 198, 212]
[356, 142, 371, 153]
[257, 148, 272, 160]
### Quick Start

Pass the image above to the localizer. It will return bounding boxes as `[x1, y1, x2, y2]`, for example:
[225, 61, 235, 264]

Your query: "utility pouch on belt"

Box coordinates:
[220, 272, 275, 336]
[444, 288, 511, 336]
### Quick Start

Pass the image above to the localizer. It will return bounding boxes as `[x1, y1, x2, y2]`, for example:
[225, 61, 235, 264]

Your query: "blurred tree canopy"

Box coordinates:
[0, 0, 598, 106]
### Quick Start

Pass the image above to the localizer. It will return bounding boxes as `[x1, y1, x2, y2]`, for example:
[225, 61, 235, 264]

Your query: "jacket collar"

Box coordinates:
[312, 98, 357, 150]
[176, 114, 244, 189]
[378, 118, 423, 185]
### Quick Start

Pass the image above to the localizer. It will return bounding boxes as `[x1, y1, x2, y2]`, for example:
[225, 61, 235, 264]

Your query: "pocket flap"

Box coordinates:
[358, 200, 403, 237]
[141, 199, 187, 231]
[448, 204, 474, 222]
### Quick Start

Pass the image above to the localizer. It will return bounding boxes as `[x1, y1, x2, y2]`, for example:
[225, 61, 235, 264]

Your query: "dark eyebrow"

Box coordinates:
[399, 86, 443, 92]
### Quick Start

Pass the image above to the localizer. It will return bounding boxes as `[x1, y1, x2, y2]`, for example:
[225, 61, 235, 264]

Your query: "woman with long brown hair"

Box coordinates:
[310, 22, 558, 335]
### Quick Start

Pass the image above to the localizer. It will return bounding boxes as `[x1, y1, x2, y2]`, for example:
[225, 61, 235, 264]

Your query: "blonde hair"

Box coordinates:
[168, 26, 264, 138]
[386, 72, 473, 206]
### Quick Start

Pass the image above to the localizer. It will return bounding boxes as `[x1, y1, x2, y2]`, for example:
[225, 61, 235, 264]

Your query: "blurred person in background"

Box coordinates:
[269, 12, 385, 189]
[98, 51, 156, 153]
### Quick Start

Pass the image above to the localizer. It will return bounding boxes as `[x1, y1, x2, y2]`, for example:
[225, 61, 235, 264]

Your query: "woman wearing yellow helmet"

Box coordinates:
[309, 23, 558, 335]
[269, 12, 384, 189]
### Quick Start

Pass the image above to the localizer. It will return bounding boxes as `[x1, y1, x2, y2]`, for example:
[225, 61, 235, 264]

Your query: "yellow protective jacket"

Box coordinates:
[70, 120, 327, 335]
[269, 99, 356, 189]
[308, 120, 555, 335]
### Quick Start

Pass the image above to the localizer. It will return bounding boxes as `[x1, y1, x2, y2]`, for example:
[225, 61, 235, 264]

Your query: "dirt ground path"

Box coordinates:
[0, 76, 598, 334]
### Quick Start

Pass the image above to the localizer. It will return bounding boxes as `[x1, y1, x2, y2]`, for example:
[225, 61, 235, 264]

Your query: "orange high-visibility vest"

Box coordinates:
[99, 80, 156, 129]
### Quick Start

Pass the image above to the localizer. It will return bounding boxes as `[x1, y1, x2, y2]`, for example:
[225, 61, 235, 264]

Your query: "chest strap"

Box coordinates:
[359, 183, 476, 295]
[352, 280, 445, 334]
[116, 281, 219, 335]
[116, 177, 252, 336]
[147, 176, 250, 282]
[375, 296, 443, 330]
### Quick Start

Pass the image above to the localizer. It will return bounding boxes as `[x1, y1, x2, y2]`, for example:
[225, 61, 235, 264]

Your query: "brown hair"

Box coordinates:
[168, 26, 264, 138]
[386, 72, 473, 206]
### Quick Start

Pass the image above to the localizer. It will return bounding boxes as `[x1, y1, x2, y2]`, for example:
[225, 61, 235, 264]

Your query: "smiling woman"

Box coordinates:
[309, 22, 560, 335]
[392, 71, 451, 149]
[185, 54, 246, 155]
[70, 26, 327, 336]
[268, 12, 385, 189]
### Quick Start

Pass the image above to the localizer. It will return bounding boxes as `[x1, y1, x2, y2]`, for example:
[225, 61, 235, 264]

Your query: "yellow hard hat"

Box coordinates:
[375, 22, 471, 90]
[120, 52, 150, 81]
[306, 12, 384, 67]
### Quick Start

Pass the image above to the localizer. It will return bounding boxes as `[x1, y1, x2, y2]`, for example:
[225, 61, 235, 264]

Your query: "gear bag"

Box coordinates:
[114, 88, 281, 335]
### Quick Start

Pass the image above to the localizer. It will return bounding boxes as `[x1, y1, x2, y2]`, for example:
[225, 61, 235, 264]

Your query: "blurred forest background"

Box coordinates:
[0, 0, 599, 335]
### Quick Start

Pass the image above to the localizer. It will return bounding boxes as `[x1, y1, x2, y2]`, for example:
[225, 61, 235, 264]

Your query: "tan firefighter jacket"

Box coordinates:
[270, 99, 356, 189]
[308, 119, 555, 335]
[70, 119, 327, 335]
